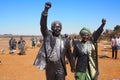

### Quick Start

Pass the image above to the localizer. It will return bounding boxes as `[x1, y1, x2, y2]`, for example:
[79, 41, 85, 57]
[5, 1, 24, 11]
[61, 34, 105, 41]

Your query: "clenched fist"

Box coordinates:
[102, 18, 106, 24]
[45, 2, 51, 10]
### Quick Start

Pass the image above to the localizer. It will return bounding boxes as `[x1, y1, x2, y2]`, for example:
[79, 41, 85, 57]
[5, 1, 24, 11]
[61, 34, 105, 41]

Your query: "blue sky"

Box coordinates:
[0, 0, 120, 35]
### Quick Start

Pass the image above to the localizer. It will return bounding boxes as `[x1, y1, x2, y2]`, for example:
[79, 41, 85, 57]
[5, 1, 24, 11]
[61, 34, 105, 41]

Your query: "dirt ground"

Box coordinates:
[0, 37, 120, 80]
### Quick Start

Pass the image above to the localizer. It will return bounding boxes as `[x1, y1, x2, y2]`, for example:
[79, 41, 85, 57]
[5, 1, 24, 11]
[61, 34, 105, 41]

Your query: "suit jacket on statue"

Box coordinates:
[33, 10, 74, 76]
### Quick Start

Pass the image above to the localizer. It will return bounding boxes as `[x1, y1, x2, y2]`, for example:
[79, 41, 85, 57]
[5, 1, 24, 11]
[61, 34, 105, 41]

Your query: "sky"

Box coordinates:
[0, 0, 120, 35]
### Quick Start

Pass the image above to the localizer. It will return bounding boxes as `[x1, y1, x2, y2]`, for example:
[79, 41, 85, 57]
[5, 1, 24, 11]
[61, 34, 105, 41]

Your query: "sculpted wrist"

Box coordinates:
[42, 10, 48, 16]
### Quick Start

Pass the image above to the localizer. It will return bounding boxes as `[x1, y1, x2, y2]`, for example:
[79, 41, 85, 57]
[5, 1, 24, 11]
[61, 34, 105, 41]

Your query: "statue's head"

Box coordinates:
[51, 21, 62, 36]
[79, 27, 91, 42]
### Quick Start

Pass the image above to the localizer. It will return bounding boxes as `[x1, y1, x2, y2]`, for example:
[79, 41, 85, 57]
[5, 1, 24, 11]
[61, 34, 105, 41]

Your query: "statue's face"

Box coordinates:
[81, 33, 89, 42]
[52, 23, 62, 36]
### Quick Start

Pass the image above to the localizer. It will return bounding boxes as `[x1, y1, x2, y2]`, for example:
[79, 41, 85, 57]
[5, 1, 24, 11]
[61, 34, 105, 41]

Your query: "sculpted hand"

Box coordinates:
[102, 18, 106, 25]
[45, 2, 51, 10]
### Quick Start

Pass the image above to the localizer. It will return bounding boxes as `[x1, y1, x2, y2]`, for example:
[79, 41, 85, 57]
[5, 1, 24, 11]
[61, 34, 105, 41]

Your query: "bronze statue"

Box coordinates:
[33, 2, 74, 80]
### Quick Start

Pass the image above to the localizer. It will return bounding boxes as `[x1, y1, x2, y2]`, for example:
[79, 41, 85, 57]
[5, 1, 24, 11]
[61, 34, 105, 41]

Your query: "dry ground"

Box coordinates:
[0, 38, 120, 80]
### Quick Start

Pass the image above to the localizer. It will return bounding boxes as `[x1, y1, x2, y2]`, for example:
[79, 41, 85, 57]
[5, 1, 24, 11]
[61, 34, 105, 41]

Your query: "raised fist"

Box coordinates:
[45, 2, 51, 10]
[102, 18, 106, 24]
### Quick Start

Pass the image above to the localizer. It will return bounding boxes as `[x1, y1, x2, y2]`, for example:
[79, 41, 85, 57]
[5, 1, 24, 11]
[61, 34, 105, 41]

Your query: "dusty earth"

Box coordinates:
[0, 37, 120, 80]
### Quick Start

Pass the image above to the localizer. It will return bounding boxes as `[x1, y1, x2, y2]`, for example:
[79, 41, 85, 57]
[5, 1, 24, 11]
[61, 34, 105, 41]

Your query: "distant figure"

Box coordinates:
[69, 37, 73, 49]
[18, 37, 26, 55]
[64, 34, 70, 64]
[13, 39, 17, 50]
[31, 37, 36, 48]
[72, 36, 79, 47]
[116, 36, 120, 50]
[111, 36, 118, 59]
[33, 2, 74, 80]
[9, 37, 16, 54]
[73, 19, 106, 80]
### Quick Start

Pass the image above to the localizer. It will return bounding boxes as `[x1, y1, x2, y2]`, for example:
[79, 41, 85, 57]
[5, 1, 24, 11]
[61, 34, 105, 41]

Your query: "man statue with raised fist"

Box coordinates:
[34, 2, 74, 80]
